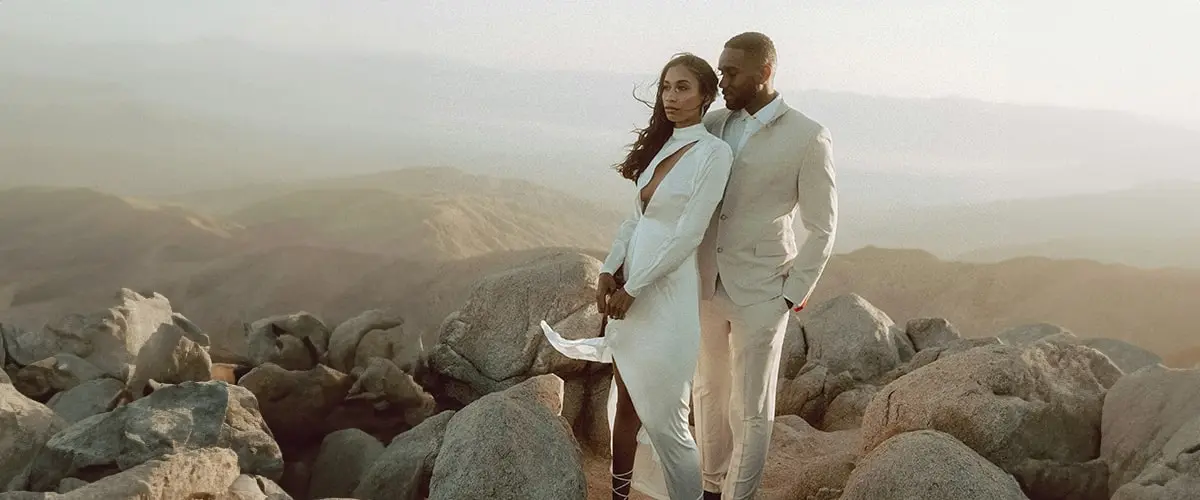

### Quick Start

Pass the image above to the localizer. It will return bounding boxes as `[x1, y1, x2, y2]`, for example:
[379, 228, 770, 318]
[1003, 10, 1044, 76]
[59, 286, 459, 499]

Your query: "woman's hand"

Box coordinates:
[607, 289, 635, 320]
[596, 272, 618, 314]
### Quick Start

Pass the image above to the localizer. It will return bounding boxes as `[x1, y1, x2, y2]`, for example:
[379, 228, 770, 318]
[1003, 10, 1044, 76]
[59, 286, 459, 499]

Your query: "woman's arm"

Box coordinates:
[621, 141, 733, 297]
[600, 201, 640, 276]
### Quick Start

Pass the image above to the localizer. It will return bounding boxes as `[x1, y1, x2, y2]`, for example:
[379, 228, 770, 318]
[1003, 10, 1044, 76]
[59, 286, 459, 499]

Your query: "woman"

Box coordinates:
[542, 53, 732, 500]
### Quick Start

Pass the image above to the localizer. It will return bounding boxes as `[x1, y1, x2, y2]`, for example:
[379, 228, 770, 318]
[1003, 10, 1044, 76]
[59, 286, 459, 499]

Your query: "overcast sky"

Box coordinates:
[4, 0, 1198, 125]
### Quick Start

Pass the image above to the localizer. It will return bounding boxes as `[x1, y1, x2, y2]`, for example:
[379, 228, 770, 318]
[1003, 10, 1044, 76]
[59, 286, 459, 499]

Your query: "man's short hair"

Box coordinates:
[724, 32, 777, 67]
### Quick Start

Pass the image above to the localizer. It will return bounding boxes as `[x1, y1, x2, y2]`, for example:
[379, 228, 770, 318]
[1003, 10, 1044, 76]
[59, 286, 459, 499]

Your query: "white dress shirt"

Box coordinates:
[720, 94, 785, 157]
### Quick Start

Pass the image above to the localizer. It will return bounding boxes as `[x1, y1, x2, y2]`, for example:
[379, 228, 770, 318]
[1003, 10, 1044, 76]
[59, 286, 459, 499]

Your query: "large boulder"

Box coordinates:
[327, 310, 403, 375]
[245, 313, 331, 371]
[237, 363, 353, 442]
[125, 322, 212, 399]
[12, 355, 105, 401]
[1078, 338, 1162, 374]
[1102, 365, 1200, 498]
[429, 252, 604, 403]
[26, 380, 282, 491]
[0, 384, 68, 491]
[346, 357, 435, 424]
[43, 289, 181, 379]
[756, 415, 860, 499]
[801, 294, 904, 381]
[309, 429, 384, 500]
[60, 447, 239, 499]
[904, 317, 963, 351]
[353, 323, 424, 375]
[841, 430, 1027, 500]
[45, 378, 125, 424]
[996, 323, 1075, 347]
[860, 341, 1121, 500]
[354, 411, 455, 500]
[775, 362, 856, 427]
[428, 375, 586, 500]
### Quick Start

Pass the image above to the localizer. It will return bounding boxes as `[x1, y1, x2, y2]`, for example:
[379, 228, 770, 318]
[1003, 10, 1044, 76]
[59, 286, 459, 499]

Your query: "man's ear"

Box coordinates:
[760, 62, 774, 85]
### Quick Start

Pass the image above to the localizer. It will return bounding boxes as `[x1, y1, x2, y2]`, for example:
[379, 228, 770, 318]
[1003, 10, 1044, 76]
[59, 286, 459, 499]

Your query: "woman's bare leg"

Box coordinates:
[612, 364, 642, 499]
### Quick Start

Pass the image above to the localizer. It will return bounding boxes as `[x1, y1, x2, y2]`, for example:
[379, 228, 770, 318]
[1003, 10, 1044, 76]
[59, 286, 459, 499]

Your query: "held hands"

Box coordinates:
[606, 289, 635, 320]
[596, 272, 635, 320]
[596, 273, 618, 315]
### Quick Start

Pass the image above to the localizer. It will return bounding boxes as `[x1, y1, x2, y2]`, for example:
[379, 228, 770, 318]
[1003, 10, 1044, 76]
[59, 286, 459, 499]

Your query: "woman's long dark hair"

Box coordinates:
[614, 53, 719, 181]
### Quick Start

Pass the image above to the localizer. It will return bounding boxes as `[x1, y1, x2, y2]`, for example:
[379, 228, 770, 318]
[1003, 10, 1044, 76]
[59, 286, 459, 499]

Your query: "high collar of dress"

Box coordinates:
[670, 122, 707, 142]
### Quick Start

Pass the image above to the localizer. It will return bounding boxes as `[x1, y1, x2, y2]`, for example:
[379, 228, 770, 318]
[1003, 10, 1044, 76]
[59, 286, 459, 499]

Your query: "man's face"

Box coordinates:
[718, 48, 763, 111]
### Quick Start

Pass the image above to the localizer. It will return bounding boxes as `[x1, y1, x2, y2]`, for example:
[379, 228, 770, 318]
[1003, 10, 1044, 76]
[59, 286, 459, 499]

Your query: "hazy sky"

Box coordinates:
[4, 0, 1199, 125]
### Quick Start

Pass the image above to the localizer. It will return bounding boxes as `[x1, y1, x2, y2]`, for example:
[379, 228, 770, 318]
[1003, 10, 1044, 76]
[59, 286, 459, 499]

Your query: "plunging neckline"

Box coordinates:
[638, 123, 708, 213]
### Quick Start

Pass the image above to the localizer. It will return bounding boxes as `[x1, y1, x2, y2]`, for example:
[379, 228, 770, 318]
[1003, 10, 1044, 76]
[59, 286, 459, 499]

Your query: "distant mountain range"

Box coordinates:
[2, 169, 1198, 366]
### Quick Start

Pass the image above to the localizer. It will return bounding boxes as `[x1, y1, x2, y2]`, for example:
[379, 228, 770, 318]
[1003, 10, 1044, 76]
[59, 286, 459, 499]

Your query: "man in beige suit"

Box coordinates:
[695, 32, 838, 500]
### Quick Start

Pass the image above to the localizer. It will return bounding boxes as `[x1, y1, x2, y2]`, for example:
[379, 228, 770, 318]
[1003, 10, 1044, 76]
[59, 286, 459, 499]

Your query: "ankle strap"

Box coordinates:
[612, 469, 633, 498]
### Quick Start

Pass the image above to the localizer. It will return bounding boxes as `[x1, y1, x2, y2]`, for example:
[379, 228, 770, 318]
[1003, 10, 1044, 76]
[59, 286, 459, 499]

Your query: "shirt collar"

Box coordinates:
[734, 94, 785, 126]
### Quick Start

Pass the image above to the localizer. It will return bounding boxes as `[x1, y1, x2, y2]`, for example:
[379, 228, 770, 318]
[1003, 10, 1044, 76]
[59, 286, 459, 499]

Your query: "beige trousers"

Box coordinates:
[694, 279, 790, 499]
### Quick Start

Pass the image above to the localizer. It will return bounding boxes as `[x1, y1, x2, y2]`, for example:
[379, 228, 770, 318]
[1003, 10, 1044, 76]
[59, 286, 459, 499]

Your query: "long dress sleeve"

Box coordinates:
[600, 202, 640, 275]
[622, 141, 733, 298]
[782, 127, 838, 308]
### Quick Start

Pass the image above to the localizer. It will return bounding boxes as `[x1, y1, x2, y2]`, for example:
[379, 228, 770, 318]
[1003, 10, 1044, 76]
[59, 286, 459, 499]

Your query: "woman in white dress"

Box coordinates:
[542, 53, 733, 500]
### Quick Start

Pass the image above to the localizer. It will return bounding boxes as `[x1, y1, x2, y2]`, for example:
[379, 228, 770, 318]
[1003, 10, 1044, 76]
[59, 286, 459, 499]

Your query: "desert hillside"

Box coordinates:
[810, 247, 1200, 356]
[839, 183, 1200, 270]
[3, 174, 1198, 365]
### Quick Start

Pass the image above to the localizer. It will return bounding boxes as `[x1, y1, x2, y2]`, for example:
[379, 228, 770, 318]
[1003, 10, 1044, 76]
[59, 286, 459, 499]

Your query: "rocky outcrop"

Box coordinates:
[802, 293, 904, 382]
[0, 385, 67, 491]
[860, 341, 1121, 499]
[308, 429, 383, 500]
[326, 310, 402, 375]
[25, 381, 282, 491]
[1102, 365, 1200, 499]
[842, 430, 1027, 500]
[245, 313, 331, 372]
[428, 375, 586, 500]
[354, 411, 454, 500]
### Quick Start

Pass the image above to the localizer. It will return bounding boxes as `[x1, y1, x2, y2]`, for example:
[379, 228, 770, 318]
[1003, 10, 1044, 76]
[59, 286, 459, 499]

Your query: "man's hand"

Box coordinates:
[596, 272, 618, 314]
[607, 289, 635, 320]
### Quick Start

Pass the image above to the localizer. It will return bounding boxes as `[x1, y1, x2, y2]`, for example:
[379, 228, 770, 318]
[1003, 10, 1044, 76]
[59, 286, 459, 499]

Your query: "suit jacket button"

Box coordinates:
[720, 214, 728, 220]
[716, 247, 723, 253]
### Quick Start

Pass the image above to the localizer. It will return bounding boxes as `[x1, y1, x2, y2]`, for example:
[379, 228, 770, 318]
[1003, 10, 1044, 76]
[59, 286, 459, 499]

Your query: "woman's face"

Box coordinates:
[661, 64, 706, 126]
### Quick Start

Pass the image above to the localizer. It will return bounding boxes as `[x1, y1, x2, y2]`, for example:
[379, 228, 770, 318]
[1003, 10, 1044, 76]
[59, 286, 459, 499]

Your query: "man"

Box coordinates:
[694, 32, 838, 500]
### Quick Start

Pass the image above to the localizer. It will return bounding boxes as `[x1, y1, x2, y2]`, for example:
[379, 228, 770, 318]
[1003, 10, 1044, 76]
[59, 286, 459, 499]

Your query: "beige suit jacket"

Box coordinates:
[698, 101, 838, 307]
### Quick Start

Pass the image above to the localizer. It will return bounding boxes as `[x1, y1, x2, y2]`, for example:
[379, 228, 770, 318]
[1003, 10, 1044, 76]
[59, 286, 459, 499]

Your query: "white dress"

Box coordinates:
[542, 122, 733, 500]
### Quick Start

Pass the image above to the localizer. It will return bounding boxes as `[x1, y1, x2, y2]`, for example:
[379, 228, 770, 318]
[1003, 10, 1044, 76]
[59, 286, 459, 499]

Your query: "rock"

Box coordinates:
[40, 289, 178, 379]
[225, 474, 294, 500]
[45, 378, 124, 424]
[125, 322, 212, 400]
[780, 318, 808, 379]
[802, 293, 904, 381]
[876, 337, 1004, 385]
[756, 415, 860, 500]
[353, 324, 424, 375]
[237, 363, 353, 442]
[0, 371, 9, 385]
[1, 323, 58, 368]
[1102, 365, 1200, 496]
[821, 385, 879, 431]
[309, 429, 385, 500]
[347, 357, 436, 424]
[0, 323, 7, 368]
[54, 478, 86, 493]
[428, 374, 586, 500]
[245, 313, 330, 371]
[860, 342, 1121, 500]
[996, 323, 1075, 347]
[0, 384, 68, 491]
[13, 355, 105, 401]
[354, 411, 455, 500]
[892, 325, 916, 363]
[61, 447, 239, 500]
[327, 310, 402, 374]
[775, 362, 856, 426]
[429, 253, 602, 403]
[26, 381, 282, 491]
[905, 317, 962, 351]
[841, 430, 1028, 500]
[1079, 338, 1162, 374]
